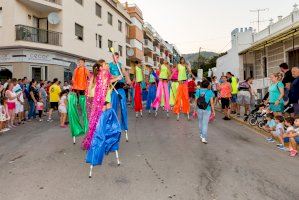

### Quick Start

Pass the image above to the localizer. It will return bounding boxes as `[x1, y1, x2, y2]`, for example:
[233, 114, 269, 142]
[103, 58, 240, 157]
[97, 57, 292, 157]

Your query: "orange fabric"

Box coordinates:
[72, 66, 90, 91]
[173, 83, 190, 114]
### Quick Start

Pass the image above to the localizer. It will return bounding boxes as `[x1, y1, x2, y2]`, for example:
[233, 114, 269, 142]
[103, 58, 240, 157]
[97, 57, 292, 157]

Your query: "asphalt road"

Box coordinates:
[0, 110, 299, 200]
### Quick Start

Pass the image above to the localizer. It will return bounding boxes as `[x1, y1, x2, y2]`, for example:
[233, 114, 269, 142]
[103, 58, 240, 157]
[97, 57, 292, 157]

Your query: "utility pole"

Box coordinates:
[250, 8, 269, 32]
[198, 47, 202, 69]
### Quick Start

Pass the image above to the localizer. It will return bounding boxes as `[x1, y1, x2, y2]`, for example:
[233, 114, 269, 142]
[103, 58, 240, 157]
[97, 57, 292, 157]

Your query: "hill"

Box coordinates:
[182, 51, 218, 62]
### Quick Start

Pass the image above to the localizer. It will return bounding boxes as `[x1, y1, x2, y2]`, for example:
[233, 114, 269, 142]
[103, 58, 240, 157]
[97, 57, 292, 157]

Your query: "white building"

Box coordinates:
[216, 27, 253, 80]
[0, 0, 131, 82]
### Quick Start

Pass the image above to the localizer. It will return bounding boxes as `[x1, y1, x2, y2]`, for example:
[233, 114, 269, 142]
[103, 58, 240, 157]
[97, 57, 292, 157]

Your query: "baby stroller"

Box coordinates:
[245, 102, 269, 128]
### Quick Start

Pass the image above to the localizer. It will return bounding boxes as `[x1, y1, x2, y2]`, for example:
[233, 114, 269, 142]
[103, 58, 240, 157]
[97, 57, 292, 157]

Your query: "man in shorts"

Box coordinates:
[219, 76, 232, 120]
[48, 78, 61, 122]
[12, 78, 24, 124]
[226, 72, 238, 115]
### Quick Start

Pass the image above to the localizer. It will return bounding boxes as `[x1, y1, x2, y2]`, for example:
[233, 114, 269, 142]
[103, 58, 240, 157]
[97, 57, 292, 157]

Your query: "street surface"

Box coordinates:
[0, 110, 299, 200]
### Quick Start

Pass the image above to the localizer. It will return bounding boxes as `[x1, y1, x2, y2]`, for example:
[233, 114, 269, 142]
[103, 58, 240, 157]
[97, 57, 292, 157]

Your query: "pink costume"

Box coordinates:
[82, 69, 111, 150]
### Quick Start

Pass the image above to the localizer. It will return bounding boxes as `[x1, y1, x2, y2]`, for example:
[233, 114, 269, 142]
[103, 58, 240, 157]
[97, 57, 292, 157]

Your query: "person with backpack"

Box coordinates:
[195, 80, 215, 144]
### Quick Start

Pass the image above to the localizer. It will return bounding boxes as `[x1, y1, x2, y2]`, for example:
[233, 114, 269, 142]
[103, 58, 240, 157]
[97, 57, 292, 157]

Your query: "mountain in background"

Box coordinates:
[182, 51, 219, 63]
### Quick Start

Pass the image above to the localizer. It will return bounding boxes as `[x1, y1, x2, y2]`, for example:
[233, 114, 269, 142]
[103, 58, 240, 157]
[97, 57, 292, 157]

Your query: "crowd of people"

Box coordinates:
[0, 77, 71, 132]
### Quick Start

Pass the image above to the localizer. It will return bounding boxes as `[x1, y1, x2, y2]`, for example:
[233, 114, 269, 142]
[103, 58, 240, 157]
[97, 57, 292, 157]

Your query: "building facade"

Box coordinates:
[239, 4, 299, 97]
[0, 0, 131, 81]
[216, 27, 253, 79]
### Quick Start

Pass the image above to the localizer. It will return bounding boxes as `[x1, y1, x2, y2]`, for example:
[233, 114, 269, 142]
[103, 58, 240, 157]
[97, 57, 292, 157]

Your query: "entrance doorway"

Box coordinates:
[0, 68, 12, 81]
[32, 67, 42, 81]
[288, 49, 299, 67]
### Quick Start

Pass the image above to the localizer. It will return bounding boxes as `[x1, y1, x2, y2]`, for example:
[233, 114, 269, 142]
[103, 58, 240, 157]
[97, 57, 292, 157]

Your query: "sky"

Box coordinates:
[122, 0, 297, 54]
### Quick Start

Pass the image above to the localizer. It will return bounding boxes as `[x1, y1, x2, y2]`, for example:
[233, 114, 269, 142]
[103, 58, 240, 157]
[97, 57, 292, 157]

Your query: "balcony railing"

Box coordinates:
[144, 39, 154, 51]
[144, 56, 154, 67]
[16, 25, 62, 46]
[153, 46, 160, 55]
[44, 0, 61, 5]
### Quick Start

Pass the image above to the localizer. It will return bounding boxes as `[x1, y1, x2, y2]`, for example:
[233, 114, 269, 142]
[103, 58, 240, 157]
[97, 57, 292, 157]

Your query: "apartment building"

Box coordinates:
[239, 4, 299, 97]
[0, 0, 131, 82]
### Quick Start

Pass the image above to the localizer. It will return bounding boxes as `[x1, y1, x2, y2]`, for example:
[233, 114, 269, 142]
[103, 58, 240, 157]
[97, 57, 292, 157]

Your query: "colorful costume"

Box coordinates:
[170, 68, 179, 106]
[109, 62, 128, 131]
[68, 65, 90, 139]
[146, 72, 157, 111]
[82, 70, 111, 150]
[152, 64, 170, 112]
[173, 64, 190, 115]
[134, 66, 143, 113]
[86, 108, 121, 166]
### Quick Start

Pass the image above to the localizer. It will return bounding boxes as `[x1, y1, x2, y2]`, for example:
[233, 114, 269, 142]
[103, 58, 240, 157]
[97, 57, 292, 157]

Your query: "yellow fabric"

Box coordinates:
[159, 64, 169, 79]
[231, 77, 238, 94]
[178, 64, 187, 81]
[135, 66, 143, 83]
[49, 84, 61, 102]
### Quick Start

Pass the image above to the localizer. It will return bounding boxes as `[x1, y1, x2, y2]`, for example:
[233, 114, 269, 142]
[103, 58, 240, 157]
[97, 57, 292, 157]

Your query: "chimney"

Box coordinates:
[278, 16, 283, 21]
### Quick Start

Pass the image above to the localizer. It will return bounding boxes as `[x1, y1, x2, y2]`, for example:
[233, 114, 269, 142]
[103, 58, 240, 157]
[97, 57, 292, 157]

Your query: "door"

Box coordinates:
[32, 16, 39, 42]
[32, 67, 42, 81]
[288, 49, 299, 68]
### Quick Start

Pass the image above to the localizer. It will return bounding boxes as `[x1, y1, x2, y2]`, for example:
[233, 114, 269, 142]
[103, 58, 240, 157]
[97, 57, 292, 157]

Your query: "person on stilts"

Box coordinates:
[146, 68, 158, 113]
[152, 60, 171, 117]
[170, 64, 179, 109]
[173, 57, 195, 121]
[109, 52, 131, 142]
[133, 61, 144, 118]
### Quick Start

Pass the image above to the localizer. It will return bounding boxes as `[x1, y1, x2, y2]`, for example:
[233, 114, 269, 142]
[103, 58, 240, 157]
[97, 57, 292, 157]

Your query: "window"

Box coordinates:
[108, 12, 113, 25]
[118, 45, 123, 56]
[95, 3, 102, 18]
[75, 23, 84, 41]
[118, 20, 122, 32]
[96, 34, 102, 48]
[75, 0, 83, 5]
[125, 23, 129, 37]
[108, 40, 113, 51]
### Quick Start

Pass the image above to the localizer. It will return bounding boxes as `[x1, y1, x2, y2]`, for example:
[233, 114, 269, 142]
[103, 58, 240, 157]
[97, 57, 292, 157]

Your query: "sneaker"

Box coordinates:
[277, 145, 288, 151]
[140, 111, 143, 118]
[236, 113, 241, 117]
[266, 138, 275, 142]
[155, 111, 158, 117]
[135, 113, 139, 118]
[201, 138, 207, 144]
[47, 118, 53, 122]
[39, 119, 43, 122]
[290, 150, 298, 157]
[148, 110, 151, 114]
[177, 114, 180, 121]
[223, 116, 229, 120]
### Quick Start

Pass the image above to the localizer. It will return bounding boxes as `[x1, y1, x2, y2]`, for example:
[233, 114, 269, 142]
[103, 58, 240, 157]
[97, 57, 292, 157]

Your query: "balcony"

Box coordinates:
[18, 0, 62, 12]
[144, 56, 154, 67]
[16, 25, 62, 46]
[144, 39, 154, 51]
[160, 52, 166, 59]
[153, 46, 160, 55]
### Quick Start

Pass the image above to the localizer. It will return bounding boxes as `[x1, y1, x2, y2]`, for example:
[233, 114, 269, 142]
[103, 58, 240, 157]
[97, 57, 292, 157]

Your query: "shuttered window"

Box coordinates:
[95, 3, 102, 18]
[75, 23, 83, 41]
[108, 12, 113, 25]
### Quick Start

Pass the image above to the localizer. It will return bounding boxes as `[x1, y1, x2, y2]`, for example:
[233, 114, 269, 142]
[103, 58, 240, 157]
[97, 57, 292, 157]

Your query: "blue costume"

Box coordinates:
[109, 62, 128, 131]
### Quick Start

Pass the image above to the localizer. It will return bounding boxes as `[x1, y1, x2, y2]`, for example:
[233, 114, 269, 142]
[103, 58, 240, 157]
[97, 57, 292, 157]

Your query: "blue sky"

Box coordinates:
[122, 0, 296, 53]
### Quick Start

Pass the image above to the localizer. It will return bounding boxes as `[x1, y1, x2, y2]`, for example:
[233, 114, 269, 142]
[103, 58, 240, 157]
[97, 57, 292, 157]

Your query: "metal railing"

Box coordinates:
[15, 25, 62, 46]
[44, 0, 62, 5]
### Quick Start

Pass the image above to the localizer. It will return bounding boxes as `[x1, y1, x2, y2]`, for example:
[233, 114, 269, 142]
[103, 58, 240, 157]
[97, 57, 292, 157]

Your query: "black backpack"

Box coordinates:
[197, 90, 210, 110]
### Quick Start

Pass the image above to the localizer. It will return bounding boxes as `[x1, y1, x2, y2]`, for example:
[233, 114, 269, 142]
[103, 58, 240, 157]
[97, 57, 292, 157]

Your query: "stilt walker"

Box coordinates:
[173, 57, 195, 121]
[146, 68, 158, 113]
[109, 50, 131, 142]
[170, 64, 179, 108]
[68, 58, 89, 144]
[152, 60, 171, 117]
[134, 61, 144, 118]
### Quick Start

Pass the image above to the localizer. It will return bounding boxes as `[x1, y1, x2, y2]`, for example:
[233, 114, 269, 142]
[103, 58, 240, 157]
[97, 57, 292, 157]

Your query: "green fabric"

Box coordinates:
[231, 77, 238, 94]
[178, 64, 187, 81]
[136, 66, 143, 83]
[68, 92, 85, 137]
[159, 65, 168, 79]
[79, 95, 89, 133]
[149, 74, 155, 83]
[106, 89, 112, 103]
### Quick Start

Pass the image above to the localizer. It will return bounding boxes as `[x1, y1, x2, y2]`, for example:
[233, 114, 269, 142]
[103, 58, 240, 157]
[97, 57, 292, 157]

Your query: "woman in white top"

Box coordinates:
[58, 90, 68, 128]
[5, 82, 18, 127]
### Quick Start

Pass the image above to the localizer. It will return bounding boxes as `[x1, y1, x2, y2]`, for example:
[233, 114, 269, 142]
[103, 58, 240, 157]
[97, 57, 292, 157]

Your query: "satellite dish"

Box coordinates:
[127, 48, 134, 57]
[48, 12, 60, 25]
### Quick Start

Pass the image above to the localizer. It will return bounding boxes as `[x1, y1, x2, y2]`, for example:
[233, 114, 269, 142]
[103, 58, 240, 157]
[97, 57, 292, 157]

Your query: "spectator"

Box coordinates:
[268, 73, 284, 115]
[280, 63, 295, 101]
[288, 66, 299, 116]
[188, 77, 196, 102]
[27, 80, 39, 121]
[262, 113, 276, 132]
[63, 81, 71, 91]
[58, 90, 68, 128]
[287, 117, 299, 157]
[237, 77, 253, 116]
[36, 98, 44, 122]
[0, 97, 10, 132]
[48, 78, 61, 122]
[39, 82, 48, 112]
[195, 80, 215, 144]
[267, 115, 286, 150]
[211, 76, 219, 106]
[12, 78, 24, 125]
[5, 82, 18, 127]
[218, 76, 232, 120]
[226, 72, 238, 115]
[282, 117, 296, 156]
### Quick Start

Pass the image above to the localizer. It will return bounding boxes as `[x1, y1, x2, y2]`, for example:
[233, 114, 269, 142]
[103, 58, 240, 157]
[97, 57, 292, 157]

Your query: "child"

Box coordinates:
[282, 117, 295, 156]
[266, 115, 286, 151]
[0, 97, 10, 133]
[262, 113, 276, 132]
[58, 90, 68, 128]
[284, 117, 299, 157]
[36, 99, 44, 122]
